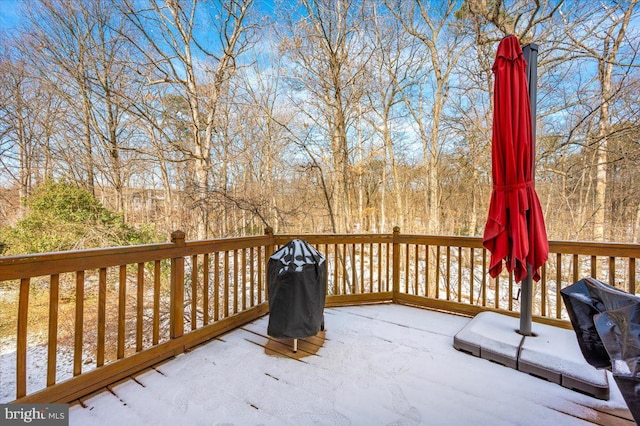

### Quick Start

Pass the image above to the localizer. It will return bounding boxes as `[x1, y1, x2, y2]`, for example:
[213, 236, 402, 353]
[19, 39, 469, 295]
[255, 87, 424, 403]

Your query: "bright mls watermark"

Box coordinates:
[1, 404, 68, 425]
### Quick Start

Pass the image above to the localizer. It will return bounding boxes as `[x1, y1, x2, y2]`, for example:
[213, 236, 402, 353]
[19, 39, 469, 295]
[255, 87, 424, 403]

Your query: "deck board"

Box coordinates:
[69, 304, 633, 425]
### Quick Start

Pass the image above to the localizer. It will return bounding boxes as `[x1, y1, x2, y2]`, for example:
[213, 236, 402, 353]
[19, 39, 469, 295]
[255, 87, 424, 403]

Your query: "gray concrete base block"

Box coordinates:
[482, 348, 518, 369]
[453, 311, 610, 400]
[518, 359, 562, 384]
[453, 312, 522, 368]
[518, 320, 609, 400]
[562, 373, 609, 400]
[453, 334, 480, 357]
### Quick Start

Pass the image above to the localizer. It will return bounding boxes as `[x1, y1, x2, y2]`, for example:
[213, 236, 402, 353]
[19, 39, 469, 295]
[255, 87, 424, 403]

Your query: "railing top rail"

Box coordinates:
[548, 240, 640, 257]
[273, 234, 394, 245]
[0, 242, 176, 264]
[0, 234, 273, 281]
[2, 231, 637, 281]
[275, 233, 639, 257]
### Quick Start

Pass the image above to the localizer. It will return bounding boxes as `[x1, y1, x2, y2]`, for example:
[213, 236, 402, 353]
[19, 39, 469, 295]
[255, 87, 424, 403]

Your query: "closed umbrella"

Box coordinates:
[483, 35, 549, 335]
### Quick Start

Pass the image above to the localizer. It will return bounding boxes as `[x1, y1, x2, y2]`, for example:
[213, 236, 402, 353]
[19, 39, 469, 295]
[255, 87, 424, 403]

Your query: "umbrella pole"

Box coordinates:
[519, 43, 539, 337]
[519, 264, 534, 336]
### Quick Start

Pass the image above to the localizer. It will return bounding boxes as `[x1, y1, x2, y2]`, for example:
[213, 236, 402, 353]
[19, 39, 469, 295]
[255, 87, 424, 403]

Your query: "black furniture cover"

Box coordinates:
[267, 239, 327, 339]
[560, 277, 638, 369]
[561, 277, 640, 422]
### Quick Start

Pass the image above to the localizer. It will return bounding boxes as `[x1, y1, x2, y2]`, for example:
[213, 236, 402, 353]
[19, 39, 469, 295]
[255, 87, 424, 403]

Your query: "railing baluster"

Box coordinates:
[47, 274, 59, 386]
[417, 245, 422, 296]
[446, 246, 451, 300]
[233, 250, 239, 314]
[591, 255, 597, 279]
[250, 248, 255, 307]
[137, 263, 145, 349]
[118, 265, 126, 359]
[333, 244, 338, 295]
[572, 254, 579, 284]
[191, 255, 198, 330]
[541, 263, 547, 317]
[360, 243, 365, 293]
[242, 248, 247, 311]
[17, 277, 30, 398]
[435, 246, 441, 299]
[425, 245, 430, 298]
[630, 258, 636, 295]
[372, 243, 383, 291]
[369, 243, 374, 293]
[386, 242, 390, 293]
[97, 268, 107, 367]
[495, 275, 500, 309]
[214, 251, 220, 321]
[556, 253, 562, 319]
[342, 244, 347, 295]
[482, 249, 487, 307]
[414, 245, 419, 295]
[352, 244, 357, 294]
[609, 256, 616, 287]
[74, 271, 84, 376]
[469, 248, 475, 305]
[508, 272, 513, 311]
[392, 227, 400, 300]
[457, 247, 462, 303]
[405, 244, 410, 294]
[203, 253, 209, 324]
[153, 260, 161, 345]
[257, 247, 263, 304]
[224, 251, 230, 318]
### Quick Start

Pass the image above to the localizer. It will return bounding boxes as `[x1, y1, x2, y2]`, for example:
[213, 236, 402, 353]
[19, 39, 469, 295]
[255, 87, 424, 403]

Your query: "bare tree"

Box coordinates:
[22, 0, 106, 195]
[559, 0, 639, 241]
[364, 4, 422, 231]
[277, 0, 373, 233]
[385, 0, 473, 234]
[0, 48, 35, 213]
[464, 0, 563, 42]
[118, 0, 256, 238]
[0, 39, 64, 219]
[234, 48, 297, 233]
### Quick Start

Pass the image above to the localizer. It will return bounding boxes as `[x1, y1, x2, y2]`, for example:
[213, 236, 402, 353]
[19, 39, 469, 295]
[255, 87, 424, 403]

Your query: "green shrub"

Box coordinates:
[0, 181, 160, 255]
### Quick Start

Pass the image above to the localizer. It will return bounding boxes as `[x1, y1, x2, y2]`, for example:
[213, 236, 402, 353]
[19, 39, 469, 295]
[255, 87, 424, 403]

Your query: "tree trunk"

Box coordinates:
[81, 87, 95, 195]
[383, 123, 403, 230]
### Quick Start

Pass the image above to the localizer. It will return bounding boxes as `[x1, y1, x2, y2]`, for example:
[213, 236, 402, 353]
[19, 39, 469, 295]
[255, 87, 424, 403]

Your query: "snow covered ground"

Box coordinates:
[0, 336, 85, 403]
[69, 304, 633, 425]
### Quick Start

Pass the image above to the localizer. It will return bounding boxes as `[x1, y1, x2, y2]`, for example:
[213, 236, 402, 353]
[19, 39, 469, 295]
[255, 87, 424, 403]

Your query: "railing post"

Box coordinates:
[265, 226, 274, 301]
[170, 230, 185, 339]
[392, 226, 400, 303]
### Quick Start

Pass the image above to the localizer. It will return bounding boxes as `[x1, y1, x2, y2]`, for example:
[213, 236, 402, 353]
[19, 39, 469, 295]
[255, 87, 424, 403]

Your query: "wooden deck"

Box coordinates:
[69, 304, 634, 425]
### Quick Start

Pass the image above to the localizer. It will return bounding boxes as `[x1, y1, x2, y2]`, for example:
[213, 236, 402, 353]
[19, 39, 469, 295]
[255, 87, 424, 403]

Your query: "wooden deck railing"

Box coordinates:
[0, 228, 638, 404]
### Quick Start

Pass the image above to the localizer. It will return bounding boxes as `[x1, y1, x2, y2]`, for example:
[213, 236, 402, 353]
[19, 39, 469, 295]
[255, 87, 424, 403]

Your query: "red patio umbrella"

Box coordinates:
[483, 36, 549, 300]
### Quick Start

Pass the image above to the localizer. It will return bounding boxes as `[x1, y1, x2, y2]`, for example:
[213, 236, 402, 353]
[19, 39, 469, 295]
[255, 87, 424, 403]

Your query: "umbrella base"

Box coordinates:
[454, 312, 609, 400]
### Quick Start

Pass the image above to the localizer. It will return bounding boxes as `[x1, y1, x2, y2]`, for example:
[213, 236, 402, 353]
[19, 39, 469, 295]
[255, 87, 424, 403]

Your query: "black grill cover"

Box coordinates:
[594, 303, 640, 423]
[561, 277, 640, 422]
[267, 239, 327, 339]
[560, 277, 638, 369]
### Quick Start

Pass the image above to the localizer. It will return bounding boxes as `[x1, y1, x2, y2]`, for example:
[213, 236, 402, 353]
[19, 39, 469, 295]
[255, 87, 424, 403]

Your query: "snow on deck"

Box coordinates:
[69, 304, 634, 425]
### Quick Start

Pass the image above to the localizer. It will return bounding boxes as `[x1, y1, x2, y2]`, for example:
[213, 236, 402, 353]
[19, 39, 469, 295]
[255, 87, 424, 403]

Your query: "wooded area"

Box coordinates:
[1, 0, 639, 252]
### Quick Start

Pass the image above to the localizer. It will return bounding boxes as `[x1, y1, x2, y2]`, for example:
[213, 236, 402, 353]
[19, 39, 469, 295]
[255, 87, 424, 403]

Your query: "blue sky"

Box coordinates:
[0, 0, 21, 32]
[0, 0, 278, 32]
